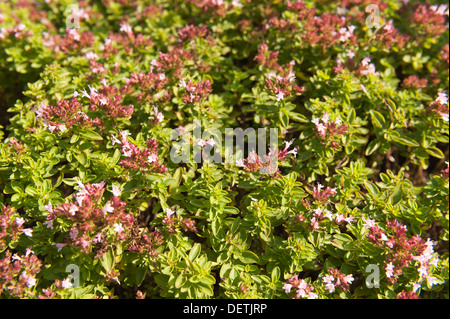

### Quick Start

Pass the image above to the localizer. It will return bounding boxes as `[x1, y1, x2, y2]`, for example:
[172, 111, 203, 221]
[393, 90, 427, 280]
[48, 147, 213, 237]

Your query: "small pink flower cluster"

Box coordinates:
[311, 113, 348, 149]
[179, 79, 213, 104]
[283, 275, 318, 299]
[235, 139, 298, 177]
[375, 21, 410, 50]
[151, 48, 193, 78]
[123, 69, 171, 104]
[43, 28, 95, 54]
[296, 206, 354, 232]
[177, 24, 208, 42]
[7, 137, 25, 154]
[322, 267, 354, 293]
[45, 180, 134, 254]
[396, 290, 419, 299]
[428, 92, 449, 122]
[0, 249, 41, 298]
[161, 208, 197, 235]
[35, 96, 103, 134]
[311, 182, 338, 204]
[0, 23, 32, 40]
[402, 75, 428, 89]
[409, 4, 448, 39]
[254, 43, 305, 101]
[128, 227, 164, 260]
[186, 0, 227, 16]
[0, 205, 33, 250]
[364, 218, 439, 286]
[113, 130, 167, 174]
[80, 84, 134, 119]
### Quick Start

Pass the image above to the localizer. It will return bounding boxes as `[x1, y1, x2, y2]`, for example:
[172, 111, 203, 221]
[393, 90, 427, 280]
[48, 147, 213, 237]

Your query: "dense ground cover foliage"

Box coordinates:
[0, 0, 448, 299]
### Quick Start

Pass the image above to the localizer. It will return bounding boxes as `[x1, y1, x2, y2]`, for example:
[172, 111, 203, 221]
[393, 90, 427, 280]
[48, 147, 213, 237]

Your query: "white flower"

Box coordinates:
[282, 283, 292, 294]
[231, 0, 243, 8]
[206, 138, 216, 147]
[166, 208, 176, 218]
[102, 201, 114, 213]
[148, 153, 158, 164]
[362, 217, 376, 229]
[69, 204, 78, 216]
[113, 223, 124, 234]
[58, 124, 67, 132]
[111, 134, 121, 145]
[385, 262, 395, 278]
[43, 219, 54, 229]
[69, 228, 79, 240]
[55, 243, 67, 252]
[85, 51, 98, 60]
[15, 217, 25, 227]
[426, 275, 438, 287]
[436, 92, 448, 105]
[99, 97, 108, 105]
[61, 278, 73, 289]
[21, 273, 36, 288]
[119, 22, 133, 35]
[197, 139, 207, 147]
[235, 158, 245, 167]
[112, 184, 122, 197]
[343, 274, 354, 284]
[22, 228, 33, 237]
[276, 91, 285, 101]
[47, 124, 56, 133]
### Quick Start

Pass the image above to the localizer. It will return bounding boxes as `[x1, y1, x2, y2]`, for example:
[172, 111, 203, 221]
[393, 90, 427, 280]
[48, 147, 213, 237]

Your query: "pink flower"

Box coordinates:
[276, 91, 285, 101]
[362, 217, 376, 229]
[436, 92, 448, 105]
[113, 223, 124, 234]
[166, 208, 176, 218]
[148, 154, 159, 164]
[119, 22, 133, 35]
[22, 228, 33, 237]
[324, 283, 335, 293]
[343, 274, 354, 284]
[385, 262, 395, 278]
[112, 184, 122, 197]
[43, 219, 54, 229]
[235, 158, 245, 167]
[197, 139, 207, 147]
[15, 217, 25, 227]
[111, 134, 121, 146]
[61, 278, 73, 289]
[282, 283, 293, 294]
[102, 201, 114, 213]
[55, 243, 67, 252]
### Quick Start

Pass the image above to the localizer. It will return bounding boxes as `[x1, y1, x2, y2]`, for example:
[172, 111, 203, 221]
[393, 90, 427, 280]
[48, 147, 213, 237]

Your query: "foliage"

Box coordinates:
[0, 0, 448, 299]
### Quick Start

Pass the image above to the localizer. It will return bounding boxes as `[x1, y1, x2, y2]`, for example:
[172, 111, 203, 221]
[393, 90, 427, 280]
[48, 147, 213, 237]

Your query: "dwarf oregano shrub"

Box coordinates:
[0, 0, 448, 299]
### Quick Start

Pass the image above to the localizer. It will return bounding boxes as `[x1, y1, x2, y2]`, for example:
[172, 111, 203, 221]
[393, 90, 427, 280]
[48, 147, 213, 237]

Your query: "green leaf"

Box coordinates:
[189, 243, 201, 262]
[271, 266, 280, 283]
[363, 180, 379, 197]
[370, 110, 386, 128]
[175, 274, 187, 289]
[79, 130, 103, 141]
[239, 251, 259, 264]
[365, 140, 380, 156]
[135, 266, 147, 286]
[425, 147, 444, 159]
[100, 249, 114, 273]
[390, 135, 419, 147]
[389, 184, 403, 205]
